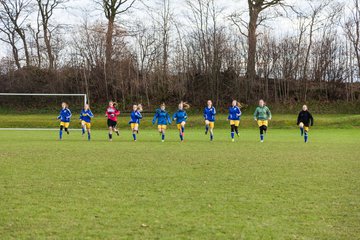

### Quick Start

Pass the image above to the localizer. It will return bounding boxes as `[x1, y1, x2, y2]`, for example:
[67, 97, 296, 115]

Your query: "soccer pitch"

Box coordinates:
[0, 127, 359, 239]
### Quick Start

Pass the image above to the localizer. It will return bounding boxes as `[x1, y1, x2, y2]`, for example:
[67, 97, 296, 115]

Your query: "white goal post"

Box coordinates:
[0, 93, 88, 131]
[0, 93, 88, 106]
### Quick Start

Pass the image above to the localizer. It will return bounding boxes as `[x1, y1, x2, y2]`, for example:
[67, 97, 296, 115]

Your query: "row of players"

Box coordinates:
[57, 99, 314, 143]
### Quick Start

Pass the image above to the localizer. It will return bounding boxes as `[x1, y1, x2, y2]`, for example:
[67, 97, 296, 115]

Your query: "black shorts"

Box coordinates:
[107, 119, 117, 128]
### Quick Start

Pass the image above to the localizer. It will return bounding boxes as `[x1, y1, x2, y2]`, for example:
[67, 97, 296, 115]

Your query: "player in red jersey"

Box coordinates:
[105, 101, 120, 141]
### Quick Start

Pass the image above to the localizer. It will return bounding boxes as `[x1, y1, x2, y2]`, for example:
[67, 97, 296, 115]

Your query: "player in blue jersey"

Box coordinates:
[152, 103, 172, 142]
[228, 100, 242, 142]
[129, 104, 143, 141]
[57, 102, 72, 140]
[173, 101, 190, 142]
[204, 100, 216, 141]
[79, 104, 94, 141]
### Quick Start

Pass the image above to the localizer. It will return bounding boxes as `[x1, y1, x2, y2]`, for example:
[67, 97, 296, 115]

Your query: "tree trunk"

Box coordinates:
[11, 38, 21, 69]
[21, 34, 30, 67]
[15, 27, 30, 67]
[42, 22, 54, 69]
[302, 16, 315, 102]
[247, 7, 259, 97]
[105, 18, 114, 99]
[35, 13, 42, 68]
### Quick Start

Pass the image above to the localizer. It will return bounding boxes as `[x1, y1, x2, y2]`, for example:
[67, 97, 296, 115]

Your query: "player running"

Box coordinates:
[173, 101, 190, 142]
[105, 101, 120, 141]
[79, 104, 94, 141]
[57, 102, 72, 140]
[228, 100, 242, 142]
[254, 99, 272, 143]
[204, 100, 216, 141]
[297, 105, 314, 143]
[129, 104, 143, 141]
[152, 103, 172, 142]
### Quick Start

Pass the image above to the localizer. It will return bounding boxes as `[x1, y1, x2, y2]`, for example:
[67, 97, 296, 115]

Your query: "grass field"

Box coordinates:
[0, 114, 360, 129]
[0, 122, 360, 239]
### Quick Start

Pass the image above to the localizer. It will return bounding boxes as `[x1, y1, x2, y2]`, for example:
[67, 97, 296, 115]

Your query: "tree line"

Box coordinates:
[0, 0, 360, 110]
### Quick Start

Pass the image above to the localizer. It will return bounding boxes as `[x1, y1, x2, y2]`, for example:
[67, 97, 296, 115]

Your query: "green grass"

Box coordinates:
[0, 127, 359, 239]
[0, 114, 360, 129]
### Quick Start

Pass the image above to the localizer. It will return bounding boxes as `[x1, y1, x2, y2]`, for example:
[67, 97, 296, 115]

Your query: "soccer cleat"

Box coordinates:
[162, 140, 165, 143]
[205, 130, 208, 135]
[115, 131, 119, 136]
[260, 134, 264, 142]
[232, 139, 235, 142]
[236, 133, 239, 137]
[66, 131, 70, 135]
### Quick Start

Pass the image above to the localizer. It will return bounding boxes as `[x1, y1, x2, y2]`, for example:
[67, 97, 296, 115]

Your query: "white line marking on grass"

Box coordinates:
[0, 128, 82, 131]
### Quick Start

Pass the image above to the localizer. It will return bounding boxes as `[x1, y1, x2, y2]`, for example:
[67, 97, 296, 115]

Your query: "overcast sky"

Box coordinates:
[0, 0, 352, 59]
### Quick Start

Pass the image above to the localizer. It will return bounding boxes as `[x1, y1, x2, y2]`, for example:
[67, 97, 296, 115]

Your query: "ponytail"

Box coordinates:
[137, 104, 143, 112]
[180, 101, 190, 110]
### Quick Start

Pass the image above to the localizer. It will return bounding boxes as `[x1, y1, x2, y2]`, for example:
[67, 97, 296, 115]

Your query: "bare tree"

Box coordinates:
[0, 0, 32, 67]
[0, 16, 21, 69]
[98, 0, 136, 100]
[344, 0, 360, 83]
[134, 21, 158, 106]
[159, 0, 171, 98]
[246, 0, 283, 87]
[36, 0, 65, 69]
[230, 0, 285, 99]
[0, 0, 359, 105]
[27, 9, 43, 68]
[152, 0, 172, 99]
[300, 0, 331, 101]
[185, 0, 226, 103]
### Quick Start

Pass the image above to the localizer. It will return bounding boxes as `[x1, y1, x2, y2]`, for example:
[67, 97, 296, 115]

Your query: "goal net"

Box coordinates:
[0, 93, 87, 130]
